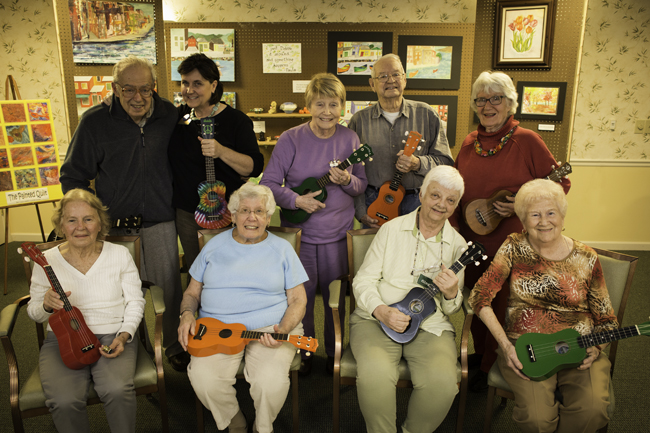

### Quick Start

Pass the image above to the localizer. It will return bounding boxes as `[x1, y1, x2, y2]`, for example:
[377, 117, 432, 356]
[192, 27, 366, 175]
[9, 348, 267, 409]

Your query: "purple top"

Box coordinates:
[261, 123, 368, 244]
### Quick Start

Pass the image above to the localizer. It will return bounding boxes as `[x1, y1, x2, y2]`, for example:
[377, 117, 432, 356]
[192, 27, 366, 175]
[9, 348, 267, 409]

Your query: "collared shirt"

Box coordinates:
[352, 208, 467, 336]
[348, 99, 454, 220]
[136, 103, 155, 128]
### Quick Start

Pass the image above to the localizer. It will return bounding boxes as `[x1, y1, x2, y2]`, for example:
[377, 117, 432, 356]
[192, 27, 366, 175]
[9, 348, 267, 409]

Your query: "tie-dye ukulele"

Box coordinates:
[195, 118, 231, 229]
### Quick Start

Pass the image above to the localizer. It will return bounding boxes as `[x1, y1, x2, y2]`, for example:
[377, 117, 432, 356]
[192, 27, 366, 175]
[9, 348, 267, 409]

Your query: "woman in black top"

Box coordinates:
[169, 53, 264, 269]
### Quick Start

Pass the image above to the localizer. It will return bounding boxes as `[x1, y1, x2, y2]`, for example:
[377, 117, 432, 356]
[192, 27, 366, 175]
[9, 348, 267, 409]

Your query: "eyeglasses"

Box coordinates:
[237, 208, 267, 218]
[474, 95, 505, 107]
[374, 72, 405, 83]
[117, 84, 153, 98]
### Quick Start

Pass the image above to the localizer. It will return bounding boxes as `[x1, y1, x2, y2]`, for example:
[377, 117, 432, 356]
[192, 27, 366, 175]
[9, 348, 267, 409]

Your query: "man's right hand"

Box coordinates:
[373, 305, 411, 333]
[359, 214, 381, 228]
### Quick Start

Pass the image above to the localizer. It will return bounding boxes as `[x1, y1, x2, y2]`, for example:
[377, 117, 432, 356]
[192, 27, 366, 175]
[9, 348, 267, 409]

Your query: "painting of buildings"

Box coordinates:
[170, 28, 235, 82]
[336, 42, 382, 76]
[69, 1, 156, 64]
[74, 76, 113, 116]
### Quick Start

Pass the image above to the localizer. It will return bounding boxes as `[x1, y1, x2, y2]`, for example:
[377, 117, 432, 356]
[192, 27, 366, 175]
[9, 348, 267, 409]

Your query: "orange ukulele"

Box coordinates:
[20, 242, 101, 369]
[366, 130, 423, 225]
[187, 317, 318, 357]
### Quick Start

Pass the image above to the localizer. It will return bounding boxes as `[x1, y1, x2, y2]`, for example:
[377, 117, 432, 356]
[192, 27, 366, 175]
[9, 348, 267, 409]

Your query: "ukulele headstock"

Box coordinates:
[18, 242, 49, 268]
[401, 130, 424, 157]
[461, 242, 488, 267]
[348, 144, 374, 165]
[288, 335, 319, 353]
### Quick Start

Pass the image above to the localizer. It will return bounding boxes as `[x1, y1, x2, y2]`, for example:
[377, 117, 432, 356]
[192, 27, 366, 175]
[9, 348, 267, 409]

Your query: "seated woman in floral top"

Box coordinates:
[469, 178, 618, 433]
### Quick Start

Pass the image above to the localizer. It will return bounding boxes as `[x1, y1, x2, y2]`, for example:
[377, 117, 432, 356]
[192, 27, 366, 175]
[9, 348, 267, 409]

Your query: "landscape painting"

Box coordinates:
[74, 76, 113, 117]
[69, 1, 156, 64]
[405, 45, 453, 80]
[336, 42, 382, 76]
[516, 81, 566, 121]
[170, 28, 235, 82]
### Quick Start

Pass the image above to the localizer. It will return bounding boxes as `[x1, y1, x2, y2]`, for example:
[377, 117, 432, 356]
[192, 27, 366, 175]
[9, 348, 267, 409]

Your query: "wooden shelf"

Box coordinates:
[258, 140, 277, 146]
[247, 112, 311, 118]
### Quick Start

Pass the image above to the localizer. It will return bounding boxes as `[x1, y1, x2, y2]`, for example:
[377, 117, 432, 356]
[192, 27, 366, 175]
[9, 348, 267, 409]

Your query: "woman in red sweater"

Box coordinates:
[449, 71, 571, 390]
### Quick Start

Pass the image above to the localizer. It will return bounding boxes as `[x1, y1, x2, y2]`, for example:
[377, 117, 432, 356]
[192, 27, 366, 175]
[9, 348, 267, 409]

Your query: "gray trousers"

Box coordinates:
[110, 221, 184, 358]
[40, 332, 138, 433]
[175, 208, 202, 271]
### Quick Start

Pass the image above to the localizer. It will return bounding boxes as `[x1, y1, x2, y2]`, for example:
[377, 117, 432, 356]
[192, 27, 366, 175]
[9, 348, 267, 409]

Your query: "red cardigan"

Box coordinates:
[449, 116, 571, 257]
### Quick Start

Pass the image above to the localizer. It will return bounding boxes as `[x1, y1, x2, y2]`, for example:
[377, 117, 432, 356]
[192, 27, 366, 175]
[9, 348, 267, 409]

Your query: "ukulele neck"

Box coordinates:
[205, 157, 216, 183]
[577, 325, 641, 348]
[315, 159, 352, 190]
[241, 330, 289, 343]
[43, 265, 74, 312]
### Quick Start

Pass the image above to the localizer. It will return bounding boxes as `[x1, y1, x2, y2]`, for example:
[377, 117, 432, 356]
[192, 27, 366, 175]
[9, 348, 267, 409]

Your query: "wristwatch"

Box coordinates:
[179, 309, 194, 320]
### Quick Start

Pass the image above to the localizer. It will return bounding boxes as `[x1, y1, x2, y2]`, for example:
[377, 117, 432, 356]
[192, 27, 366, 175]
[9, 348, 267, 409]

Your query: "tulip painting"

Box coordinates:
[508, 14, 538, 53]
[496, 3, 552, 68]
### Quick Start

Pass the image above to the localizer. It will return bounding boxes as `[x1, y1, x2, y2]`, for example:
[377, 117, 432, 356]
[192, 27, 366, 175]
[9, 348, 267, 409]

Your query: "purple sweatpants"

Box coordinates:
[299, 239, 348, 358]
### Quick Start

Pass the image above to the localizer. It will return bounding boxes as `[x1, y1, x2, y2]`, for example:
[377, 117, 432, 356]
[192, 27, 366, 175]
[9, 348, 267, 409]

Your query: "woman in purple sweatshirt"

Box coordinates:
[261, 73, 368, 375]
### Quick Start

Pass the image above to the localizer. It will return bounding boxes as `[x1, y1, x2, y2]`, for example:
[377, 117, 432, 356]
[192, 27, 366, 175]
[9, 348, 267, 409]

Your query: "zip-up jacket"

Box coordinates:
[61, 92, 177, 223]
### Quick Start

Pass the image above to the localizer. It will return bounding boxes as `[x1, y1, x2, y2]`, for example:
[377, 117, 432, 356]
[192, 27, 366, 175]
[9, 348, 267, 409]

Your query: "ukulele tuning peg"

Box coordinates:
[24, 256, 30, 263]
[404, 131, 409, 136]
[17, 247, 23, 254]
[482, 255, 488, 260]
[467, 241, 473, 246]
[417, 146, 422, 151]
[306, 352, 312, 357]
[401, 140, 406, 144]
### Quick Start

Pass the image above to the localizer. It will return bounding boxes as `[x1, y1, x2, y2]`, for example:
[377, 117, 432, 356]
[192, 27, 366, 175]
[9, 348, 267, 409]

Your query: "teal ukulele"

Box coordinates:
[195, 118, 231, 229]
[516, 321, 650, 381]
[280, 144, 374, 224]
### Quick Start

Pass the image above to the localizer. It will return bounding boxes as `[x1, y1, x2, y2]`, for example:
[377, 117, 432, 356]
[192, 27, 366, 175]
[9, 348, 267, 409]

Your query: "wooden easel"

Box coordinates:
[2, 76, 60, 295]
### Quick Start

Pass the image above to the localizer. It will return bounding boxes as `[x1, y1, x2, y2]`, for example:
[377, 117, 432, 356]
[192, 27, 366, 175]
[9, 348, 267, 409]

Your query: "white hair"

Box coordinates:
[227, 182, 276, 217]
[371, 54, 404, 79]
[113, 56, 156, 84]
[421, 165, 465, 201]
[470, 71, 518, 115]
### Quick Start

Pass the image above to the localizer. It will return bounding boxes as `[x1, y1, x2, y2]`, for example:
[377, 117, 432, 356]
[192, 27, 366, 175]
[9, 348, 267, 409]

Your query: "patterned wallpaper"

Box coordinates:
[0, 0, 70, 150]
[162, 0, 477, 23]
[571, 0, 650, 162]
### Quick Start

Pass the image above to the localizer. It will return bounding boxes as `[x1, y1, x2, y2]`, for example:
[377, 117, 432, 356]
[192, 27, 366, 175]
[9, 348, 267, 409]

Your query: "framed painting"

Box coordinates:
[494, 0, 556, 69]
[70, 1, 157, 64]
[327, 32, 392, 86]
[397, 36, 462, 90]
[345, 92, 458, 147]
[515, 81, 567, 121]
[170, 28, 235, 82]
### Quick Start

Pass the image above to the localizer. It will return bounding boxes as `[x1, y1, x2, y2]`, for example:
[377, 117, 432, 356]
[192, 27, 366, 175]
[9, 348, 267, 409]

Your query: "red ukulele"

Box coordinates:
[366, 130, 423, 225]
[20, 242, 101, 369]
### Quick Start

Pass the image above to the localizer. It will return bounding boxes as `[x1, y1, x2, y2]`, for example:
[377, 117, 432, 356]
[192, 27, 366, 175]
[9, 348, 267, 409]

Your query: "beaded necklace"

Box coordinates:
[474, 125, 518, 157]
[411, 210, 444, 276]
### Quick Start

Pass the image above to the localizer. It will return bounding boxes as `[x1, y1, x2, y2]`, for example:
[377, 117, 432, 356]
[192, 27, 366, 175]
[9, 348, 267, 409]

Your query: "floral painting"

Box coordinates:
[503, 10, 543, 58]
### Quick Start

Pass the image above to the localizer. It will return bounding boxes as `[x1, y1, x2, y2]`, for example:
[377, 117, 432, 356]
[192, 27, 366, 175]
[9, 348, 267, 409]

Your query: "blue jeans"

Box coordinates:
[363, 187, 421, 228]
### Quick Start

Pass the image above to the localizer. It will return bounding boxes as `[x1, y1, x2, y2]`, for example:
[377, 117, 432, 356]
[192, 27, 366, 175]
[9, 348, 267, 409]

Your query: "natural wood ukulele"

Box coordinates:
[366, 131, 423, 226]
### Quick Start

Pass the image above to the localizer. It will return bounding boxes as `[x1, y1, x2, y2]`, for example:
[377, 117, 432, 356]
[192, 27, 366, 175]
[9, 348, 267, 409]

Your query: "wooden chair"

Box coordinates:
[0, 236, 169, 433]
[329, 228, 471, 433]
[481, 247, 638, 433]
[194, 227, 303, 433]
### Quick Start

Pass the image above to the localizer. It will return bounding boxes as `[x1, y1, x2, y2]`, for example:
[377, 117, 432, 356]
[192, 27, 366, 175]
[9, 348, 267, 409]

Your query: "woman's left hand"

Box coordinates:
[100, 333, 130, 359]
[198, 136, 224, 159]
[329, 167, 350, 186]
[578, 346, 601, 370]
[434, 264, 459, 300]
[493, 195, 515, 217]
[259, 324, 285, 349]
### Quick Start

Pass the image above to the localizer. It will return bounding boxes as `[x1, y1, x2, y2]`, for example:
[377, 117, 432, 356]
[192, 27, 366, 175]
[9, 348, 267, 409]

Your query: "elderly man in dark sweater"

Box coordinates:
[61, 56, 189, 371]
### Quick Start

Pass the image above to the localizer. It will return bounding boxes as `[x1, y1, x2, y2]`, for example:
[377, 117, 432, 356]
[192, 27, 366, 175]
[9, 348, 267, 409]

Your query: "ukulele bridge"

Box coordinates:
[525, 344, 537, 362]
[193, 323, 208, 341]
[475, 209, 487, 226]
[375, 212, 389, 221]
[81, 344, 96, 353]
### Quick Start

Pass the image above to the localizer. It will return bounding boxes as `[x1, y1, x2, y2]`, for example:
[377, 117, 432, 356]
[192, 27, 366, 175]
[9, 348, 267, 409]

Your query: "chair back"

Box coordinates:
[198, 227, 302, 254]
[346, 228, 378, 313]
[590, 247, 638, 373]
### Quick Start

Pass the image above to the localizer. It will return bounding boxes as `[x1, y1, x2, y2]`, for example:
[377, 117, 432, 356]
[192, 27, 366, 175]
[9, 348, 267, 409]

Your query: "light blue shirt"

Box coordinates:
[190, 229, 309, 330]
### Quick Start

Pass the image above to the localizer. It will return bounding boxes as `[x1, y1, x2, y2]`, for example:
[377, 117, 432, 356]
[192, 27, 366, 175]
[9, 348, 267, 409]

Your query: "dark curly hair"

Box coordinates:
[177, 53, 224, 105]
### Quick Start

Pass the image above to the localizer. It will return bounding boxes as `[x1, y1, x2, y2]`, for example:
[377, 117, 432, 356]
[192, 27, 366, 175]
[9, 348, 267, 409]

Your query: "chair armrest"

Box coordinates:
[329, 279, 343, 309]
[462, 286, 474, 316]
[148, 285, 166, 315]
[0, 295, 30, 338]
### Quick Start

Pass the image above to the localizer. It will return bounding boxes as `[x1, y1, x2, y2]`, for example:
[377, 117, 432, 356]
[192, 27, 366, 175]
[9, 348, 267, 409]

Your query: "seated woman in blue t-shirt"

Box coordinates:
[177, 182, 308, 433]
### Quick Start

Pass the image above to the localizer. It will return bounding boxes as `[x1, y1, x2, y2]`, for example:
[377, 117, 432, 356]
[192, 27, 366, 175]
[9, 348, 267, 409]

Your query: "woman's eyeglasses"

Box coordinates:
[474, 95, 505, 107]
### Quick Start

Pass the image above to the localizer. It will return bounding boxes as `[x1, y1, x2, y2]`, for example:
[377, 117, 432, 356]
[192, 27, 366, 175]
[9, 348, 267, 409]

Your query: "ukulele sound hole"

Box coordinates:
[554, 341, 570, 355]
[69, 318, 80, 331]
[384, 195, 395, 205]
[207, 191, 219, 202]
[408, 299, 424, 314]
[219, 329, 233, 339]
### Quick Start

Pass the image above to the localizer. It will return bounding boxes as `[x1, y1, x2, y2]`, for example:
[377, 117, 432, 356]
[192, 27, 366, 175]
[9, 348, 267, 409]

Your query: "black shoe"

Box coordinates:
[326, 356, 334, 375]
[168, 351, 191, 372]
[469, 369, 489, 393]
[298, 357, 312, 377]
[458, 353, 483, 370]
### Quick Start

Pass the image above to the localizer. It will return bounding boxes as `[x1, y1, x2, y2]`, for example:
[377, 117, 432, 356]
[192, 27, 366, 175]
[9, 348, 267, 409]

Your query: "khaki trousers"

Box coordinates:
[188, 323, 302, 433]
[497, 347, 611, 433]
[350, 315, 459, 433]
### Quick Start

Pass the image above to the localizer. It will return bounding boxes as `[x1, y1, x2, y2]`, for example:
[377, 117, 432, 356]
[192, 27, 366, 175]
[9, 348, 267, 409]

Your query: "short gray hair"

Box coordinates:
[227, 182, 276, 217]
[470, 71, 518, 116]
[52, 189, 111, 238]
[371, 54, 404, 79]
[420, 165, 465, 202]
[113, 56, 156, 84]
[514, 179, 568, 223]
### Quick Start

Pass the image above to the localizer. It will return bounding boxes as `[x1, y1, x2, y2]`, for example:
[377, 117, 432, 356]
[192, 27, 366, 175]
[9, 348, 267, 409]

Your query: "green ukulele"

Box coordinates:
[516, 321, 650, 381]
[280, 144, 373, 224]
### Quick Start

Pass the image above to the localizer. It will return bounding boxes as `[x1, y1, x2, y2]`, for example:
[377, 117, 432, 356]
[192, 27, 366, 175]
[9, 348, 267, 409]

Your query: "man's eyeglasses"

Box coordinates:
[117, 84, 153, 98]
[474, 95, 505, 107]
[374, 72, 405, 83]
[237, 208, 267, 218]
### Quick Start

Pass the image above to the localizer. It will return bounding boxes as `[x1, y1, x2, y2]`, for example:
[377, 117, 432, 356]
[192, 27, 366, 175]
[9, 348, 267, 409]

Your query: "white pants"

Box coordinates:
[188, 323, 302, 433]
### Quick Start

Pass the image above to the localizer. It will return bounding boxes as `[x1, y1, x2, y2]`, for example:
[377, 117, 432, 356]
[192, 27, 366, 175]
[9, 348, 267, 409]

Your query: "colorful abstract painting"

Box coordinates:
[70, 1, 156, 64]
[1, 103, 27, 123]
[170, 28, 235, 81]
[0, 99, 63, 205]
[11, 147, 34, 167]
[27, 102, 50, 121]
